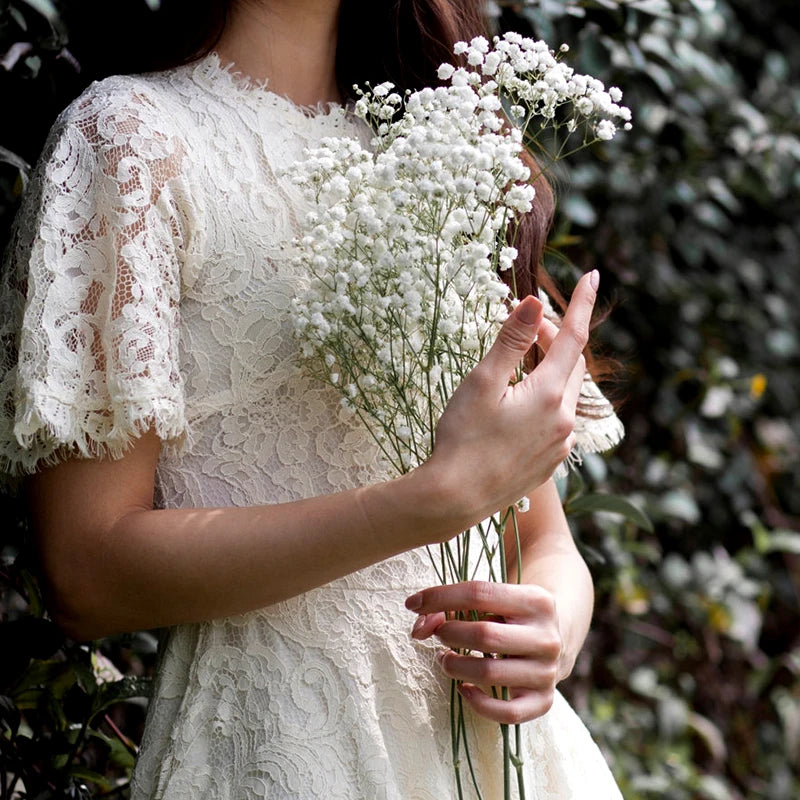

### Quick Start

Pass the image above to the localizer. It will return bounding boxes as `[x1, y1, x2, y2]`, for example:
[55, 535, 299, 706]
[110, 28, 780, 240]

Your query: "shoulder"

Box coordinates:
[26, 69, 202, 229]
[50, 71, 188, 155]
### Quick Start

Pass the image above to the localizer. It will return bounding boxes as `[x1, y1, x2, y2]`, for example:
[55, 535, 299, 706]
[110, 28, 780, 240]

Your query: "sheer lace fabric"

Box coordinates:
[0, 55, 623, 799]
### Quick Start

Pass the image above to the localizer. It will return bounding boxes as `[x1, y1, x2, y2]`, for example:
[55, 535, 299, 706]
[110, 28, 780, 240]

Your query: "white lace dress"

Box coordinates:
[0, 54, 625, 799]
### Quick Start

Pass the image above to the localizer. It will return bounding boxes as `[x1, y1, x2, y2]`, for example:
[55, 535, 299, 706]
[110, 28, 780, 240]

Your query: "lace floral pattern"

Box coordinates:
[0, 54, 623, 799]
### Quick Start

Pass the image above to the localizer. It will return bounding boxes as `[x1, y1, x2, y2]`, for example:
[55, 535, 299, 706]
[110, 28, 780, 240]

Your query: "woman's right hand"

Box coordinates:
[424, 270, 598, 531]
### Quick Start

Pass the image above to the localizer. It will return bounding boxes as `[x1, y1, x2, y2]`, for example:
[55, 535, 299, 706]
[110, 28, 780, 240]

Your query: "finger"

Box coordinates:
[530, 316, 560, 355]
[458, 684, 555, 725]
[433, 619, 561, 661]
[471, 295, 543, 398]
[532, 271, 597, 391]
[437, 650, 558, 689]
[410, 611, 446, 640]
[405, 581, 554, 620]
[562, 354, 587, 414]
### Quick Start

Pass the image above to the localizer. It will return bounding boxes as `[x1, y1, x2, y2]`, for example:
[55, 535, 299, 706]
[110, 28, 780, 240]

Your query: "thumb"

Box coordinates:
[479, 296, 543, 390]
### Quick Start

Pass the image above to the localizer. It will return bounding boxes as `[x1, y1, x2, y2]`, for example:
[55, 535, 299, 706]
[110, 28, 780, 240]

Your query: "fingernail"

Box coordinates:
[435, 650, 446, 667]
[516, 296, 539, 325]
[405, 592, 423, 611]
[411, 615, 426, 637]
[589, 269, 600, 291]
[457, 684, 472, 698]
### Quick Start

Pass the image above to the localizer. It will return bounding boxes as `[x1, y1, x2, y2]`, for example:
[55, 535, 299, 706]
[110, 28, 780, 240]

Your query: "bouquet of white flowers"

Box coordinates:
[289, 32, 630, 800]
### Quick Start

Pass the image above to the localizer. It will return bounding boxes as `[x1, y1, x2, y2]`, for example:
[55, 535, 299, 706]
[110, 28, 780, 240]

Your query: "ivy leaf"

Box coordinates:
[93, 676, 153, 717]
[566, 493, 654, 532]
[0, 694, 21, 737]
[67, 766, 111, 790]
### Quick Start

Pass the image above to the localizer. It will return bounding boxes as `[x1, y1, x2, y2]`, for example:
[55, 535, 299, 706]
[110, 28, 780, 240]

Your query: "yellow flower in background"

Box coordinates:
[750, 373, 767, 399]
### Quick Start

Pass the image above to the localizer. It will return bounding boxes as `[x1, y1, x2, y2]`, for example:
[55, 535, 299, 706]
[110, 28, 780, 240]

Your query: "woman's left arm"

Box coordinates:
[406, 478, 594, 724]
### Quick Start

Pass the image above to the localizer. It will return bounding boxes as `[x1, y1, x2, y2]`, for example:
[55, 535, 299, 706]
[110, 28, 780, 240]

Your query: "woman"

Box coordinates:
[0, 0, 624, 797]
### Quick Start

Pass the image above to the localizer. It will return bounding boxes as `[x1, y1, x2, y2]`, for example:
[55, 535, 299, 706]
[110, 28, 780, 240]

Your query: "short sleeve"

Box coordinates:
[537, 291, 625, 475]
[0, 81, 201, 476]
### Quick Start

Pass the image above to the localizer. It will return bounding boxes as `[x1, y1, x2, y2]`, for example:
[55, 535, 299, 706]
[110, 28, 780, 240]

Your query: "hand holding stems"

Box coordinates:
[28, 249, 597, 641]
[407, 269, 600, 726]
[407, 581, 564, 725]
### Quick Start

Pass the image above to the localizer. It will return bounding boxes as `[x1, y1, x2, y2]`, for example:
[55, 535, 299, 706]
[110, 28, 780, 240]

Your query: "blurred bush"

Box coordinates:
[2, 0, 799, 797]
[493, 1, 800, 797]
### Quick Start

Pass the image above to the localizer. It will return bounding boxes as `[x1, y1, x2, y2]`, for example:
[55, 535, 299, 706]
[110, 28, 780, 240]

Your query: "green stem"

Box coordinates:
[515, 723, 527, 800]
[451, 678, 465, 800]
[501, 720, 511, 800]
[458, 688, 485, 800]
[510, 507, 523, 586]
[498, 514, 508, 585]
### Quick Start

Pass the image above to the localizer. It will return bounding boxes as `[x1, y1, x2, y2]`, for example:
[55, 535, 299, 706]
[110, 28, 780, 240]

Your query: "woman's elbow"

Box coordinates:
[37, 544, 115, 641]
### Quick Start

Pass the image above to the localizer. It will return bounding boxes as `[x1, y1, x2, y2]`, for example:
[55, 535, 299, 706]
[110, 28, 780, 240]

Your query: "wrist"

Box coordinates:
[412, 458, 490, 542]
[360, 460, 476, 548]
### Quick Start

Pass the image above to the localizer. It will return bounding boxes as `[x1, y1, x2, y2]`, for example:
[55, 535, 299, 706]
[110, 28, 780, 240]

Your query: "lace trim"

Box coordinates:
[188, 52, 355, 125]
[7, 390, 187, 472]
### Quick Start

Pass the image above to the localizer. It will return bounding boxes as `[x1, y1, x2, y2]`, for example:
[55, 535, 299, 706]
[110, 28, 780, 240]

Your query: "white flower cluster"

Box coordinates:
[291, 34, 630, 472]
[439, 33, 631, 142]
[290, 123, 517, 469]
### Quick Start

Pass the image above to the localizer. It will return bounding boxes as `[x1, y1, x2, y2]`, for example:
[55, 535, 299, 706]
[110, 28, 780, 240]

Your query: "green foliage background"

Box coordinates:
[1, 0, 798, 797]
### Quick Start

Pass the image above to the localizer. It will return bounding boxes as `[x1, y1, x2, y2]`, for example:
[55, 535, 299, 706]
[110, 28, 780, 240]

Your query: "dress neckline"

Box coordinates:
[187, 51, 350, 123]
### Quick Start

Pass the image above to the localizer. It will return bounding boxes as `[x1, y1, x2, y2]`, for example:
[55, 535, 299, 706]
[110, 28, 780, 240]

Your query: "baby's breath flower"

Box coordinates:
[498, 246, 518, 271]
[596, 119, 617, 140]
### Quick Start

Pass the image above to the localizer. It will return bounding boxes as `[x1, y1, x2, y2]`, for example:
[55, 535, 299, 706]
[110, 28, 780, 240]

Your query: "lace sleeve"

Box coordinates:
[0, 83, 201, 475]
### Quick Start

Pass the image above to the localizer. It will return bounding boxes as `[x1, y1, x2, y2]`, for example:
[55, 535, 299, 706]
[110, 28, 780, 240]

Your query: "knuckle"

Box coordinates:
[556, 437, 574, 463]
[478, 621, 504, 653]
[522, 583, 549, 610]
[465, 365, 495, 397]
[553, 412, 574, 439]
[540, 689, 555, 715]
[542, 632, 563, 660]
[541, 659, 560, 685]
[529, 586, 557, 616]
[498, 322, 536, 354]
[438, 651, 453, 676]
[505, 704, 530, 726]
[467, 580, 496, 607]
[472, 659, 492, 682]
[541, 384, 562, 409]
[568, 321, 589, 350]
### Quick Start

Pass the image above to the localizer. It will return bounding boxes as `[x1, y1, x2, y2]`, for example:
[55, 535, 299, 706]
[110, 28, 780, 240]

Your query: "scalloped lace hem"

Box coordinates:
[2, 394, 189, 478]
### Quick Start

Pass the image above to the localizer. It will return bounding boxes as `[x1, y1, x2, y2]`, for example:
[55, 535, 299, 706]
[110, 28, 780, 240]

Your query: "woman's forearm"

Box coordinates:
[505, 480, 595, 680]
[29, 432, 464, 641]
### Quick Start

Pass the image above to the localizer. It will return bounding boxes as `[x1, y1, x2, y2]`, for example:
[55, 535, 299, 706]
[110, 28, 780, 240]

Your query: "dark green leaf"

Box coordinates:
[67, 766, 111, 790]
[566, 493, 654, 532]
[93, 676, 153, 717]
